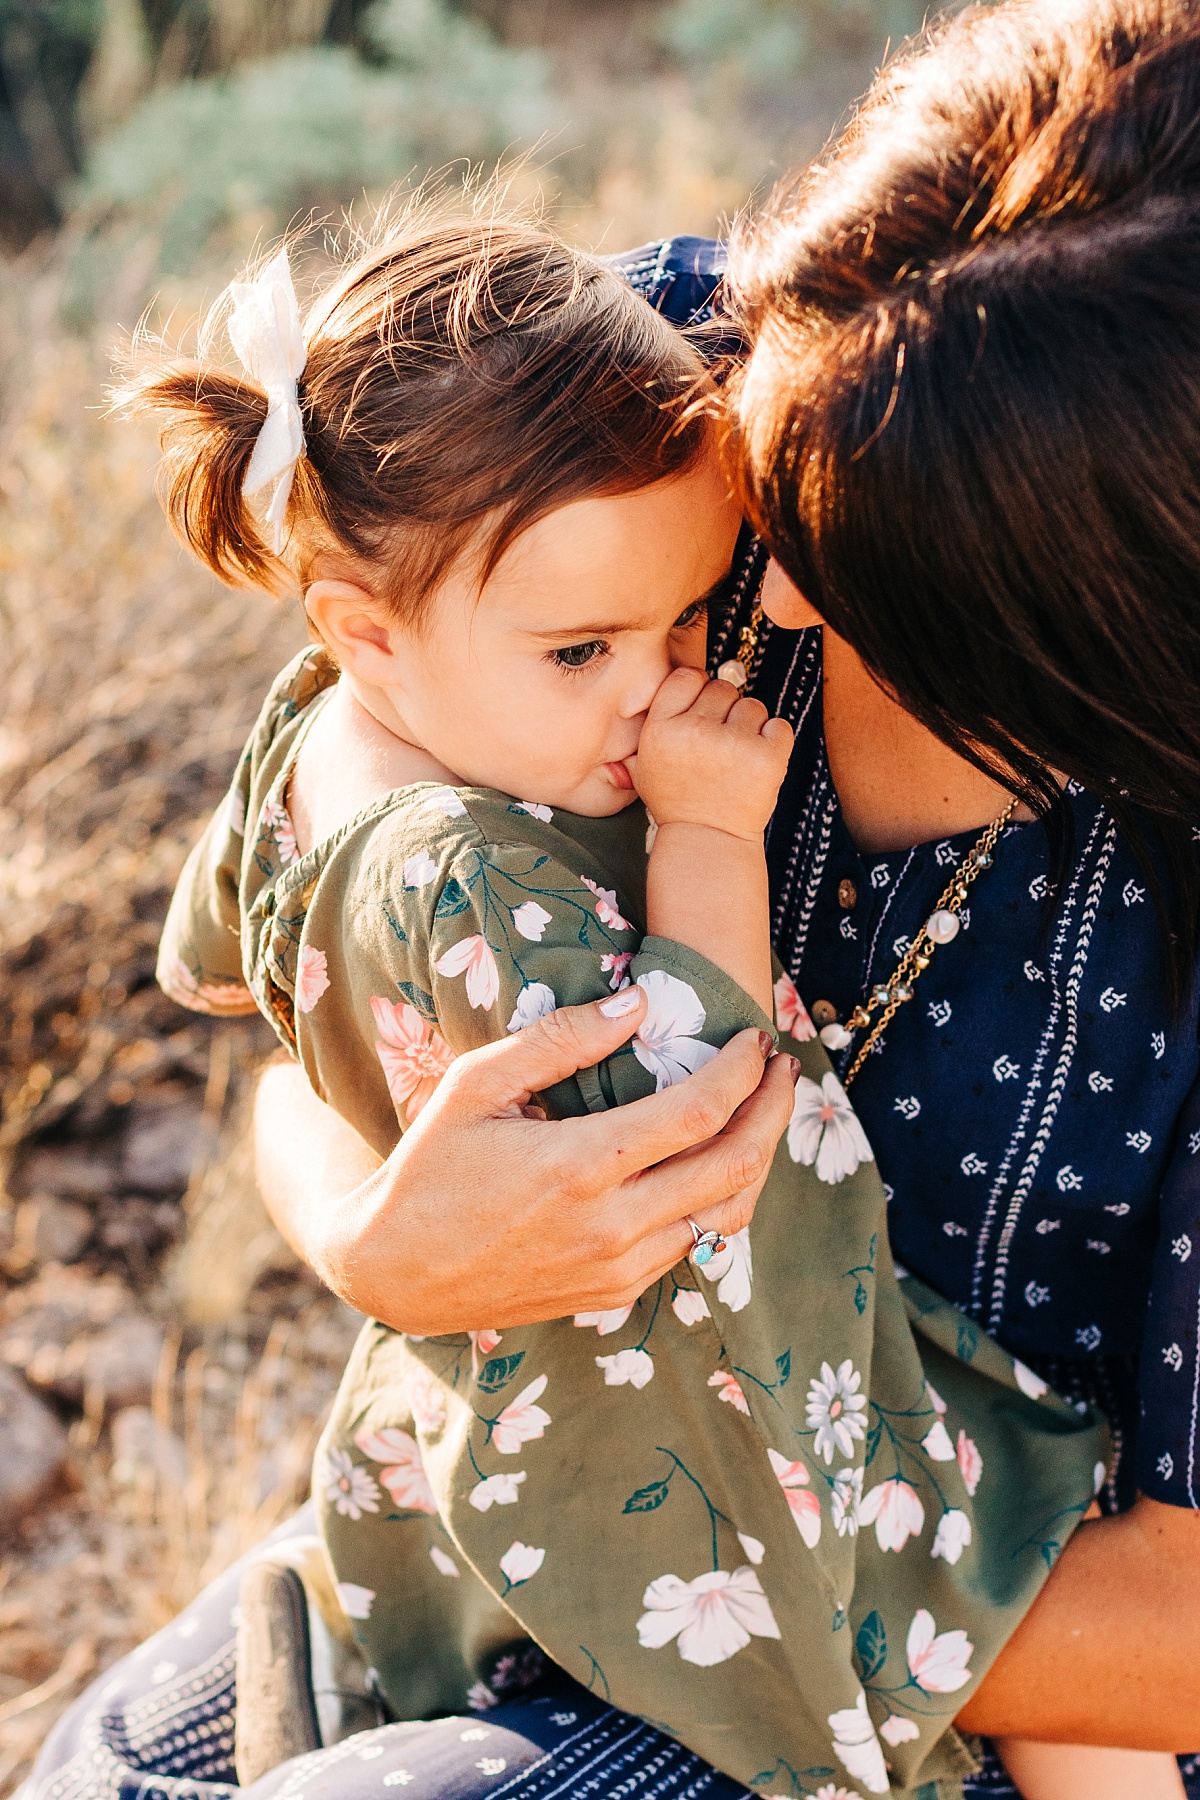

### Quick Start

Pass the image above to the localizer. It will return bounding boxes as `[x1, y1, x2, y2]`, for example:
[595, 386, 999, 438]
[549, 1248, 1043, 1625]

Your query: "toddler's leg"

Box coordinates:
[996, 1738, 1186, 1799]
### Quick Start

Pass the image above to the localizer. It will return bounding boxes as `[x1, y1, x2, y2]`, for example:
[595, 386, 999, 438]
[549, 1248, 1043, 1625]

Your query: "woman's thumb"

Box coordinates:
[448, 988, 647, 1115]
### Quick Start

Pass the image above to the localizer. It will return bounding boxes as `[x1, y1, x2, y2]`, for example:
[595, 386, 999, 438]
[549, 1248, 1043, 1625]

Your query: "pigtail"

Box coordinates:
[114, 361, 286, 592]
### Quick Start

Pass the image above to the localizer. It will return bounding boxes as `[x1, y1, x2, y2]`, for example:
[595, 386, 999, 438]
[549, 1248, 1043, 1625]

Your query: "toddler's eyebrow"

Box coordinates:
[527, 565, 737, 642]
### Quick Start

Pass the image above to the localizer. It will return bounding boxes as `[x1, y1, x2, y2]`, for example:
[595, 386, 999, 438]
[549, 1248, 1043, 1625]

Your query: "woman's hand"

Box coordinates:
[253, 986, 798, 1334]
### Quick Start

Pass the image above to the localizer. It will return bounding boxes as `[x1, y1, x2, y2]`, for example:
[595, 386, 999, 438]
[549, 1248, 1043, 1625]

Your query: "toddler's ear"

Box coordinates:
[304, 579, 400, 680]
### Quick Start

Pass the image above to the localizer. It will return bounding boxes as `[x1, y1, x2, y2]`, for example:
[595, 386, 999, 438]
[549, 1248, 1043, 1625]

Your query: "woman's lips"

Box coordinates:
[606, 760, 635, 790]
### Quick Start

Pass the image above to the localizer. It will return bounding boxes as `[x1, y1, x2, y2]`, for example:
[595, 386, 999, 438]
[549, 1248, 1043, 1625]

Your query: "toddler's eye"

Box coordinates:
[672, 601, 707, 632]
[552, 639, 609, 671]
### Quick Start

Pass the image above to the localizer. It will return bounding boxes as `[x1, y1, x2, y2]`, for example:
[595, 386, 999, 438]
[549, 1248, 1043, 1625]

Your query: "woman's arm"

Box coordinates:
[253, 988, 797, 1333]
[956, 1496, 1200, 1749]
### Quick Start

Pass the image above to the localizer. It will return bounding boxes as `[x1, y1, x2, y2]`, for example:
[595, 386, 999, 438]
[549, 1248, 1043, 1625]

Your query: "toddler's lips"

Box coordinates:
[606, 760, 635, 791]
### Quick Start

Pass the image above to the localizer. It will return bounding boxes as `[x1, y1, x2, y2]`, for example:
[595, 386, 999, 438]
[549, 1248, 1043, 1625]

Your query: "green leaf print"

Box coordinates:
[775, 1349, 792, 1386]
[623, 1479, 672, 1514]
[957, 1319, 979, 1362]
[478, 1352, 526, 1393]
[855, 1610, 888, 1680]
[398, 981, 436, 1019]
[435, 878, 472, 918]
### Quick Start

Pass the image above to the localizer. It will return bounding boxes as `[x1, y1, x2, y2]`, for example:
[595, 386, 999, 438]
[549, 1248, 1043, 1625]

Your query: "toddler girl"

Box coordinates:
[135, 202, 1136, 1798]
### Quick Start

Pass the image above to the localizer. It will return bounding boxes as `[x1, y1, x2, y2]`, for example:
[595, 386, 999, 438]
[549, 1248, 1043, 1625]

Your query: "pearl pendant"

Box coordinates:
[715, 659, 747, 689]
[926, 908, 960, 943]
[697, 1241, 736, 1280]
[819, 1021, 852, 1050]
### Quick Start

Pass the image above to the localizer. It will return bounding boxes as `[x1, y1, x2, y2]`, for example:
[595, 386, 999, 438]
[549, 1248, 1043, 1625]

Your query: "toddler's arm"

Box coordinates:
[630, 668, 793, 1018]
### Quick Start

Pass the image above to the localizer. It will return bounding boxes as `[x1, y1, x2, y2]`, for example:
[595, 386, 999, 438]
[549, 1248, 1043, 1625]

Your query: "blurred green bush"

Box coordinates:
[75, 0, 558, 266]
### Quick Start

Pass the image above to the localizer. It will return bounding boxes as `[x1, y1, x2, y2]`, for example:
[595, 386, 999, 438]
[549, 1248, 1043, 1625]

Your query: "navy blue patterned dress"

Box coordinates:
[21, 238, 1200, 1800]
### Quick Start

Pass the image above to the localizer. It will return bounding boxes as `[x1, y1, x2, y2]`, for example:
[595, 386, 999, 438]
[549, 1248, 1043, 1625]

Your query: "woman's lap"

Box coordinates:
[19, 1508, 1200, 1800]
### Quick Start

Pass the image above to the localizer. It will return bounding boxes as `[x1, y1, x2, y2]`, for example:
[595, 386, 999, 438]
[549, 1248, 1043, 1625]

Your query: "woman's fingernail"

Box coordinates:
[600, 986, 642, 1017]
[788, 1056, 802, 1084]
[757, 1030, 775, 1058]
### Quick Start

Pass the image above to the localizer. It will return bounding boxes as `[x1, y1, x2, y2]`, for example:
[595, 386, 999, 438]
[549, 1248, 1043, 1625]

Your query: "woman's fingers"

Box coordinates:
[627, 1049, 797, 1232]
[437, 989, 648, 1118]
[576, 1027, 781, 1181]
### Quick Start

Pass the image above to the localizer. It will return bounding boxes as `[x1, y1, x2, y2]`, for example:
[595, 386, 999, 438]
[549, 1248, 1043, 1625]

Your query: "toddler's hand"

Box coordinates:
[626, 667, 793, 841]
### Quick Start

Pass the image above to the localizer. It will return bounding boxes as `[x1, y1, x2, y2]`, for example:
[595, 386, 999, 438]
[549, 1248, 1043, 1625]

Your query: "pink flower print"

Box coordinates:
[600, 952, 633, 990]
[637, 1567, 781, 1667]
[492, 1375, 551, 1454]
[261, 796, 299, 866]
[354, 1426, 436, 1514]
[925, 1379, 947, 1415]
[595, 1348, 654, 1388]
[430, 1545, 459, 1577]
[708, 1370, 750, 1414]
[906, 1609, 974, 1693]
[499, 1541, 545, 1587]
[469, 1471, 526, 1512]
[879, 1716, 921, 1748]
[670, 1288, 710, 1327]
[158, 953, 254, 1015]
[633, 971, 718, 1091]
[921, 1419, 956, 1461]
[767, 1447, 821, 1548]
[956, 1429, 983, 1496]
[336, 1581, 375, 1619]
[858, 1477, 925, 1552]
[1013, 1359, 1048, 1400]
[435, 935, 500, 1010]
[295, 946, 330, 1013]
[370, 998, 454, 1124]
[773, 971, 816, 1041]
[469, 1329, 502, 1355]
[581, 877, 632, 932]
[828, 1693, 889, 1794]
[407, 1364, 446, 1435]
[573, 1306, 634, 1336]
[931, 1509, 972, 1565]
[788, 1072, 874, 1183]
[512, 901, 552, 942]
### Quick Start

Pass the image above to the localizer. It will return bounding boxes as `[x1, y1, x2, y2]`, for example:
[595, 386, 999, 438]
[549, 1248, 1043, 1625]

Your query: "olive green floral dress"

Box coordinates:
[161, 648, 1108, 1800]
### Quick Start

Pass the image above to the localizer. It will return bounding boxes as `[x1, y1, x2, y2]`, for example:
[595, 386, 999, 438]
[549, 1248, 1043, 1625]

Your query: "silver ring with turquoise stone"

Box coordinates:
[686, 1216, 725, 1269]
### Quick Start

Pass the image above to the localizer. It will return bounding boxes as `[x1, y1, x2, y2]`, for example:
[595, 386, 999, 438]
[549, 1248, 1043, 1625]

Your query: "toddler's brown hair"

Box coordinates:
[120, 196, 712, 614]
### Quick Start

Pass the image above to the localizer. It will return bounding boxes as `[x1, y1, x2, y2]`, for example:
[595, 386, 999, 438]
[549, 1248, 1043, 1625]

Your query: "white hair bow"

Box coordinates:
[228, 248, 307, 554]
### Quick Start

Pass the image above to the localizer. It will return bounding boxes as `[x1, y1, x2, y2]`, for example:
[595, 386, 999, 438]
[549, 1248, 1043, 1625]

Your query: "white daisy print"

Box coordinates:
[806, 1360, 868, 1463]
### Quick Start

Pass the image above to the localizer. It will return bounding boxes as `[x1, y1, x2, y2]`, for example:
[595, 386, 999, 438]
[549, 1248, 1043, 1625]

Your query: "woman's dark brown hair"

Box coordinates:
[118, 194, 710, 615]
[727, 0, 1200, 995]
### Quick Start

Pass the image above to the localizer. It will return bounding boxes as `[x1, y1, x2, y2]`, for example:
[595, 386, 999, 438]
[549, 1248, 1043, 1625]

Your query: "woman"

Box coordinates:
[24, 1, 1200, 1796]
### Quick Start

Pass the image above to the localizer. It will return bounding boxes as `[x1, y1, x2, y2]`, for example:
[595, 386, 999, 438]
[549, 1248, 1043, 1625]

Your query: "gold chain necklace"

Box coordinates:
[715, 592, 1017, 1089]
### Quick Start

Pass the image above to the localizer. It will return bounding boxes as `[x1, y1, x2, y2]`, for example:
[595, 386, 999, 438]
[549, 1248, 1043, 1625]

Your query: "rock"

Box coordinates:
[0, 1265, 164, 1413]
[9, 1195, 93, 1268]
[110, 1405, 187, 1489]
[13, 1143, 118, 1201]
[121, 1104, 204, 1194]
[0, 1364, 69, 1528]
[98, 1197, 183, 1257]
[24, 1315, 165, 1413]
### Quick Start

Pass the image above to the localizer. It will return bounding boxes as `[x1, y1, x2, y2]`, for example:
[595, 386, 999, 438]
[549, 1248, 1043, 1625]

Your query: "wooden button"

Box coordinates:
[837, 878, 858, 911]
[811, 999, 838, 1027]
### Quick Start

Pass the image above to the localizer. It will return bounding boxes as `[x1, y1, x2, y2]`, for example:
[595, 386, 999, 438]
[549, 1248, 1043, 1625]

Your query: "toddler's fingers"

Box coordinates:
[645, 665, 709, 722]
[726, 696, 770, 735]
[689, 679, 741, 722]
[762, 717, 794, 753]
